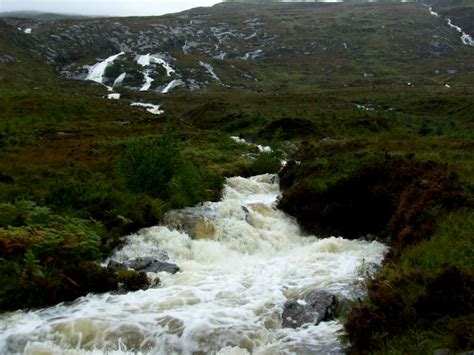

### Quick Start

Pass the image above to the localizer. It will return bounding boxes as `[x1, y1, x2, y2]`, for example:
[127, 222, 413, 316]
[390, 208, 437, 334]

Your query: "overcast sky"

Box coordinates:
[0, 0, 222, 17]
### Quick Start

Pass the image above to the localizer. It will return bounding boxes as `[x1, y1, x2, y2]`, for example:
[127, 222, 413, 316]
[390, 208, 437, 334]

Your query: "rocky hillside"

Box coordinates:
[2, 1, 473, 95]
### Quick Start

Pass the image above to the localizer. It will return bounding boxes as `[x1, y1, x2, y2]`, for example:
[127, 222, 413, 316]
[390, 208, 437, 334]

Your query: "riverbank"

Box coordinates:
[278, 149, 473, 352]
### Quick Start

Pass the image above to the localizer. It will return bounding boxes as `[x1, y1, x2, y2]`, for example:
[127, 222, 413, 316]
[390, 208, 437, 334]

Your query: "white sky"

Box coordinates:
[0, 0, 223, 17]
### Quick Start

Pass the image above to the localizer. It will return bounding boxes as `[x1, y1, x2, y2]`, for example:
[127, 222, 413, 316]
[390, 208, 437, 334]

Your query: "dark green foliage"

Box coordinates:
[247, 152, 282, 176]
[46, 169, 115, 219]
[278, 157, 464, 243]
[115, 129, 223, 210]
[260, 117, 319, 140]
[169, 163, 222, 208]
[116, 132, 180, 199]
[0, 201, 138, 310]
[104, 61, 124, 82]
[415, 266, 474, 319]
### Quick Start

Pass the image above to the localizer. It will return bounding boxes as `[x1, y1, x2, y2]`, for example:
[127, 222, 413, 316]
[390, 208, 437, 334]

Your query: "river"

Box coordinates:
[0, 174, 387, 354]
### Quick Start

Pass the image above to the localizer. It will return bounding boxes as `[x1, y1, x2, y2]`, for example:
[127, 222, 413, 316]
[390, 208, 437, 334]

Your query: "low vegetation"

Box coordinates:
[277, 134, 473, 352]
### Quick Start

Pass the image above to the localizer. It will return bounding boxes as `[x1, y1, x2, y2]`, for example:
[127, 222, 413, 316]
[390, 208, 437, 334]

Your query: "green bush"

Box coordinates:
[169, 163, 222, 208]
[248, 152, 282, 175]
[116, 132, 180, 199]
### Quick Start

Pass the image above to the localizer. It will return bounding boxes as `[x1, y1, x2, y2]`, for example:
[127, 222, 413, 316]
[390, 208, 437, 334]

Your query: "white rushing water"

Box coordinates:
[130, 102, 164, 115]
[140, 70, 155, 91]
[230, 136, 272, 153]
[446, 19, 474, 46]
[426, 6, 474, 47]
[86, 52, 125, 85]
[137, 54, 176, 76]
[199, 61, 221, 81]
[113, 73, 127, 88]
[161, 79, 184, 94]
[0, 174, 387, 354]
[107, 93, 121, 100]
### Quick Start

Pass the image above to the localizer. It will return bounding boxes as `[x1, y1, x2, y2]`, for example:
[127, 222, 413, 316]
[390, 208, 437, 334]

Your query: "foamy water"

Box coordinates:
[0, 174, 387, 354]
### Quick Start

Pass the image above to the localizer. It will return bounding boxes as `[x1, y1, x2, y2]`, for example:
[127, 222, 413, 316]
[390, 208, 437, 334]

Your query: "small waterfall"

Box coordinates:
[0, 174, 387, 354]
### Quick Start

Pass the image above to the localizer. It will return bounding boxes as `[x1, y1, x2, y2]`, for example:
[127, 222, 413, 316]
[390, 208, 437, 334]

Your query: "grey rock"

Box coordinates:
[141, 261, 180, 274]
[360, 261, 382, 277]
[0, 55, 16, 64]
[125, 257, 179, 274]
[282, 290, 340, 328]
[107, 260, 127, 272]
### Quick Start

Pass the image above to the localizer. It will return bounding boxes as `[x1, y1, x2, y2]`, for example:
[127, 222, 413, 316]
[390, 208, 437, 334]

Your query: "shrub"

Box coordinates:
[248, 152, 282, 175]
[116, 132, 180, 199]
[169, 163, 222, 208]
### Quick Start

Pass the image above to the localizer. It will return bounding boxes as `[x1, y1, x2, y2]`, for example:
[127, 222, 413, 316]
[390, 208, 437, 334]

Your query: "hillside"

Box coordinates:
[3, 2, 473, 91]
[0, 1, 473, 353]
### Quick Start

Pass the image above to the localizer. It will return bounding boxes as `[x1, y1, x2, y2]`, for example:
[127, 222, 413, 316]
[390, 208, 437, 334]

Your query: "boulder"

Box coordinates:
[282, 290, 340, 328]
[125, 257, 180, 274]
[107, 256, 180, 274]
[165, 205, 217, 240]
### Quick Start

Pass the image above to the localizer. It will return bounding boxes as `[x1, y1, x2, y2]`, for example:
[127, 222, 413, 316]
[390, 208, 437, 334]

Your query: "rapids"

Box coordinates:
[0, 174, 387, 354]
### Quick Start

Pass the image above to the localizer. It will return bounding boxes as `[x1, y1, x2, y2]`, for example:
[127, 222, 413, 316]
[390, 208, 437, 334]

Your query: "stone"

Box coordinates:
[282, 290, 340, 328]
[107, 260, 127, 272]
[140, 261, 180, 274]
[0, 55, 16, 64]
[125, 257, 180, 274]
[165, 205, 217, 240]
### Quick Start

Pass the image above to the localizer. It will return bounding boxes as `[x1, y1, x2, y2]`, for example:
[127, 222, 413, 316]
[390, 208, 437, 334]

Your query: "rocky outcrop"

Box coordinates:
[282, 290, 341, 328]
[108, 256, 180, 274]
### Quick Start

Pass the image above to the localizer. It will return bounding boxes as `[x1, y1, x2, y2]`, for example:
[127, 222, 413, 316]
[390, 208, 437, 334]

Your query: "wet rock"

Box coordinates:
[165, 205, 218, 240]
[282, 290, 340, 328]
[126, 257, 180, 274]
[107, 260, 126, 272]
[359, 261, 381, 277]
[0, 55, 17, 64]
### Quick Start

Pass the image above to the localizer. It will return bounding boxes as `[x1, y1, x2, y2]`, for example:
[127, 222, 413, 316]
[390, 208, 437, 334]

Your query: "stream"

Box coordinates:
[0, 174, 387, 354]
